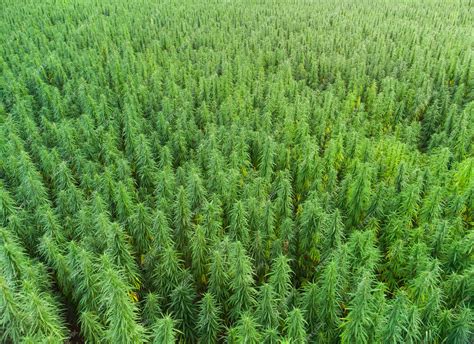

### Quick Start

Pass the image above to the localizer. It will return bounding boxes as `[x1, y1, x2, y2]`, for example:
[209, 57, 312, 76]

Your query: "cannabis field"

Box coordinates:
[0, 0, 472, 343]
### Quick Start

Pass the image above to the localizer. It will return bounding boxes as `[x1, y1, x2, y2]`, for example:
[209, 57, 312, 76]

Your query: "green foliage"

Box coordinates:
[230, 201, 250, 247]
[0, 0, 471, 342]
[79, 311, 106, 344]
[233, 312, 262, 344]
[170, 279, 198, 342]
[228, 241, 256, 323]
[0, 276, 25, 342]
[345, 163, 372, 227]
[153, 246, 183, 301]
[191, 225, 209, 288]
[151, 315, 177, 344]
[142, 292, 162, 326]
[197, 292, 221, 344]
[285, 308, 307, 344]
[256, 283, 280, 330]
[269, 254, 293, 315]
[303, 255, 345, 342]
[97, 254, 146, 343]
[262, 327, 280, 344]
[340, 273, 385, 344]
[382, 291, 420, 344]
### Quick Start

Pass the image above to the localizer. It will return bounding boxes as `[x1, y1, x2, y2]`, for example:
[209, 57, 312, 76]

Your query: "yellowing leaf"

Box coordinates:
[128, 291, 139, 303]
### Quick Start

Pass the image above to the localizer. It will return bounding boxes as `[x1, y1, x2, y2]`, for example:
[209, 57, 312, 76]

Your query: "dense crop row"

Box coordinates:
[0, 0, 472, 343]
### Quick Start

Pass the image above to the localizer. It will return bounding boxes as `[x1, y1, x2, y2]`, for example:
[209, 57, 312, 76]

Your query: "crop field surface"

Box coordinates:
[0, 0, 473, 343]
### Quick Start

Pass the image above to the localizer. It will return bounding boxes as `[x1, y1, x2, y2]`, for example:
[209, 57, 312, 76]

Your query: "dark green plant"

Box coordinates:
[197, 292, 221, 343]
[285, 308, 307, 344]
[269, 254, 293, 315]
[228, 241, 256, 323]
[151, 314, 177, 344]
[233, 312, 261, 344]
[170, 279, 197, 342]
[256, 283, 280, 330]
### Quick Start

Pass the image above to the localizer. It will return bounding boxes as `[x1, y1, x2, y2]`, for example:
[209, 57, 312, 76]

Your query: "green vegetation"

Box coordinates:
[0, 0, 472, 342]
